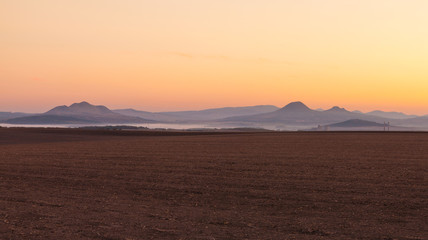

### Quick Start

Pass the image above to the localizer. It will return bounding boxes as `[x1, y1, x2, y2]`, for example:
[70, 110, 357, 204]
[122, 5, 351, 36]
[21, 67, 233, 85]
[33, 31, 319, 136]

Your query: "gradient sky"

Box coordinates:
[1, 0, 427, 114]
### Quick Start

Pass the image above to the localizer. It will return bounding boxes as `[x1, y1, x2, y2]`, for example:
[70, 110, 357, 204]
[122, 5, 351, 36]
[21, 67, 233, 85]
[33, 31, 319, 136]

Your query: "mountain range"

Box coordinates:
[365, 110, 418, 119]
[4, 102, 151, 124]
[221, 102, 388, 125]
[0, 112, 31, 121]
[1, 101, 427, 130]
[328, 119, 385, 128]
[114, 105, 279, 122]
[307, 119, 412, 131]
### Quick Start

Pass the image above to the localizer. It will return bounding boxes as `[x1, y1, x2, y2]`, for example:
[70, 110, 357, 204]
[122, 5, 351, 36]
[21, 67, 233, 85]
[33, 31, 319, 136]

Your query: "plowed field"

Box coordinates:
[0, 128, 426, 239]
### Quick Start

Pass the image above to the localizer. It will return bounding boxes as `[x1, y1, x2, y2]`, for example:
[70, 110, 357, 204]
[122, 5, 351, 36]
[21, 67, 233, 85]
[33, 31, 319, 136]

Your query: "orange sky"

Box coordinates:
[1, 0, 427, 114]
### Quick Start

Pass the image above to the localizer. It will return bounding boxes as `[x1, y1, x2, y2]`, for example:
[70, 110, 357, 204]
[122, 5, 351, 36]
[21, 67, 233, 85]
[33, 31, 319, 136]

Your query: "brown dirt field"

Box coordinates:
[0, 128, 427, 240]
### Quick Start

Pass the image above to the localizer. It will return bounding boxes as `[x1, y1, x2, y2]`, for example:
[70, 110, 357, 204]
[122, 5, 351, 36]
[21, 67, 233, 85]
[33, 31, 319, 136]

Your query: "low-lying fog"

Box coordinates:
[0, 123, 309, 131]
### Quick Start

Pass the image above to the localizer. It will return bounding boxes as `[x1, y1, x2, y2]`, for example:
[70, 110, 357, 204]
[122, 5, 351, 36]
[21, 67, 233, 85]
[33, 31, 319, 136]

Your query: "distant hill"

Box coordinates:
[322, 106, 363, 121]
[221, 101, 387, 126]
[222, 102, 322, 124]
[114, 105, 279, 122]
[0, 112, 33, 121]
[328, 119, 385, 128]
[113, 109, 186, 122]
[399, 116, 428, 128]
[306, 119, 412, 131]
[2, 102, 425, 130]
[324, 106, 348, 113]
[366, 110, 417, 119]
[161, 105, 280, 121]
[5, 102, 152, 124]
[5, 115, 95, 124]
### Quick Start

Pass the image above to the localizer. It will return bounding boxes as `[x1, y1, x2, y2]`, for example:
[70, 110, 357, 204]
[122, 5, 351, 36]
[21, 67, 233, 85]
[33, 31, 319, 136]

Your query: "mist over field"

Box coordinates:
[2, 101, 427, 131]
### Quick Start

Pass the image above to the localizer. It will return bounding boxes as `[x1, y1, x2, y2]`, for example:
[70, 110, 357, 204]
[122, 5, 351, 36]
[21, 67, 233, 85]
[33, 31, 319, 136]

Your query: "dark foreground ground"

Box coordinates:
[0, 128, 426, 240]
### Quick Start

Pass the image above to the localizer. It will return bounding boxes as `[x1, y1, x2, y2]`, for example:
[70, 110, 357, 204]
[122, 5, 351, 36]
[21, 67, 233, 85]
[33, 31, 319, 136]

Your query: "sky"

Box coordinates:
[1, 0, 427, 114]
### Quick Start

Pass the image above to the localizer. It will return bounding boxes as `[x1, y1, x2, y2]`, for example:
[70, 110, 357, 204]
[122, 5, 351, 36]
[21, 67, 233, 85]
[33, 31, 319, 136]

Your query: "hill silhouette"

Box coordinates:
[277, 101, 311, 112]
[115, 105, 279, 122]
[1, 101, 426, 130]
[221, 101, 388, 126]
[328, 119, 385, 128]
[0, 112, 31, 121]
[366, 110, 417, 119]
[5, 102, 152, 124]
[6, 115, 95, 124]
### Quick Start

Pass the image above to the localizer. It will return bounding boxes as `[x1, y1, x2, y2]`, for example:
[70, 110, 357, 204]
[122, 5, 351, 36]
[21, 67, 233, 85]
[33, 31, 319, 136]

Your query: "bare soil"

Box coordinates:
[0, 128, 427, 239]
